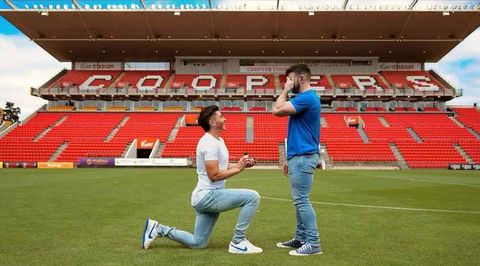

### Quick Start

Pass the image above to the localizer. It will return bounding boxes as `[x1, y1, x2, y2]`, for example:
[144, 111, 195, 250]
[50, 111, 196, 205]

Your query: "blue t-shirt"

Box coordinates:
[287, 89, 321, 160]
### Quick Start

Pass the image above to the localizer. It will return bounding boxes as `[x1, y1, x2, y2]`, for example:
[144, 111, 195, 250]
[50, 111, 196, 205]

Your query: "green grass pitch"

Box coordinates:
[0, 168, 479, 265]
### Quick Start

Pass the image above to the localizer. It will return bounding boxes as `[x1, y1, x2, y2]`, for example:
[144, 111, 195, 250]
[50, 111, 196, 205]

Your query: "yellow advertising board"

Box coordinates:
[37, 162, 74, 169]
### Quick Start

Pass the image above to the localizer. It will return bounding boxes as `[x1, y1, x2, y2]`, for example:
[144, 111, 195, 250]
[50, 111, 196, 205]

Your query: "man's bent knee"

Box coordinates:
[248, 190, 261, 204]
[190, 238, 209, 249]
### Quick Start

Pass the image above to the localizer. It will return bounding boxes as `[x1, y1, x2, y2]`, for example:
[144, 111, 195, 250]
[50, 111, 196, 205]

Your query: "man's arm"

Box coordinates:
[206, 157, 247, 182]
[273, 90, 297, 117]
[273, 78, 297, 117]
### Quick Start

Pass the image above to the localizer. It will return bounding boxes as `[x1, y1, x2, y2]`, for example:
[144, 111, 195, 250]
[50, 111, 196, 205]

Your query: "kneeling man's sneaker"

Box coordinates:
[276, 239, 305, 249]
[142, 218, 159, 249]
[228, 239, 263, 254]
[289, 243, 323, 256]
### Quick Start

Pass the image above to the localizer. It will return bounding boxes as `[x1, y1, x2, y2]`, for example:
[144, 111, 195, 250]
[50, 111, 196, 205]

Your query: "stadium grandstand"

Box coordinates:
[0, 0, 479, 169]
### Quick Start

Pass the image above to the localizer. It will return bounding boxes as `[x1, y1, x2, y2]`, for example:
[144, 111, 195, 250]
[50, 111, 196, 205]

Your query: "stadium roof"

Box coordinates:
[1, 0, 479, 62]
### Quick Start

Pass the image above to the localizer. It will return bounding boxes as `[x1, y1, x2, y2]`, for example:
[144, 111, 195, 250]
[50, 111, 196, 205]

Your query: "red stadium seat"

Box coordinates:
[114, 71, 170, 89]
[331, 75, 387, 91]
[381, 71, 445, 91]
[226, 75, 275, 90]
[1, 111, 477, 168]
[49, 70, 121, 89]
[452, 108, 480, 134]
[171, 74, 222, 90]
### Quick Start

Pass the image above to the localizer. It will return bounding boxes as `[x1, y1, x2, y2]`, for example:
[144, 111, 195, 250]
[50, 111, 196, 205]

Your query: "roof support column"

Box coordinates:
[4, 0, 17, 9]
[409, 0, 419, 10]
[71, 0, 81, 9]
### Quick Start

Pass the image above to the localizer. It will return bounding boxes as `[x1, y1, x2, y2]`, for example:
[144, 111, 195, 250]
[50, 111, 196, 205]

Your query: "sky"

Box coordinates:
[0, 13, 479, 119]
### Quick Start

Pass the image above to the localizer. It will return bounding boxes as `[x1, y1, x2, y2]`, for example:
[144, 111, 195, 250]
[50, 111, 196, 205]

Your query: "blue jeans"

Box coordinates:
[157, 188, 260, 249]
[288, 153, 321, 247]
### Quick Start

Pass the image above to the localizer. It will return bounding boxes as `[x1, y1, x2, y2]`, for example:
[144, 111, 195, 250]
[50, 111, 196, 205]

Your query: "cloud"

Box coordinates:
[426, 28, 480, 106]
[0, 34, 69, 119]
[447, 95, 480, 105]
[438, 30, 480, 63]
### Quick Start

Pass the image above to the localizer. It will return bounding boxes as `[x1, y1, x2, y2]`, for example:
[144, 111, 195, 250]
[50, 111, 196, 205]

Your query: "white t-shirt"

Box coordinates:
[191, 133, 229, 206]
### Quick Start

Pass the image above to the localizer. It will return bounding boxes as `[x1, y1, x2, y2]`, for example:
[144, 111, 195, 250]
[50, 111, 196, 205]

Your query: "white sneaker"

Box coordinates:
[228, 239, 263, 254]
[142, 218, 159, 249]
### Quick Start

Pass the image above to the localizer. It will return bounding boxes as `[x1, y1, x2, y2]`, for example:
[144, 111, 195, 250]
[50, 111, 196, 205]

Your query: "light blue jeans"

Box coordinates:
[157, 188, 260, 249]
[288, 153, 321, 247]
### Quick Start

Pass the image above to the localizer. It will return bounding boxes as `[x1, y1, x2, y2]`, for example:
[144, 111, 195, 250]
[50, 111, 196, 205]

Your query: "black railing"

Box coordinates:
[34, 86, 457, 98]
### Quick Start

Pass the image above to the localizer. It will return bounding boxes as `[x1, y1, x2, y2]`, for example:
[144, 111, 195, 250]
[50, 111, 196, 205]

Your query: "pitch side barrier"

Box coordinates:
[448, 164, 480, 170]
[2, 161, 479, 170]
[1, 162, 74, 169]
[76, 157, 190, 168]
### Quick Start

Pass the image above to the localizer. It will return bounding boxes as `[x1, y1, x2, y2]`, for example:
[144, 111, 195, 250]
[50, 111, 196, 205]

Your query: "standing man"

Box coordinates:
[142, 105, 262, 254]
[273, 64, 322, 256]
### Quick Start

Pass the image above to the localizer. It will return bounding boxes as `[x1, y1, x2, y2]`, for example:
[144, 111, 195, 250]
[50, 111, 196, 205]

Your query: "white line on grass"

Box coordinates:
[342, 171, 480, 189]
[231, 172, 480, 188]
[261, 196, 480, 214]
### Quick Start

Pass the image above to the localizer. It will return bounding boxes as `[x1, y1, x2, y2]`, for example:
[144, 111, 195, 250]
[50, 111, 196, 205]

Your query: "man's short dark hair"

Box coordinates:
[198, 105, 219, 132]
[286, 64, 311, 81]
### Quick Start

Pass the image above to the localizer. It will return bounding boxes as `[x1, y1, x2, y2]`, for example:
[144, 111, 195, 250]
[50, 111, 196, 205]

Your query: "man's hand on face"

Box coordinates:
[284, 77, 295, 93]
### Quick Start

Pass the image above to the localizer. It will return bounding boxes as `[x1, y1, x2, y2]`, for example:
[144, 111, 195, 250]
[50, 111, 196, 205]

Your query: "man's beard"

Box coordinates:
[292, 83, 300, 94]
